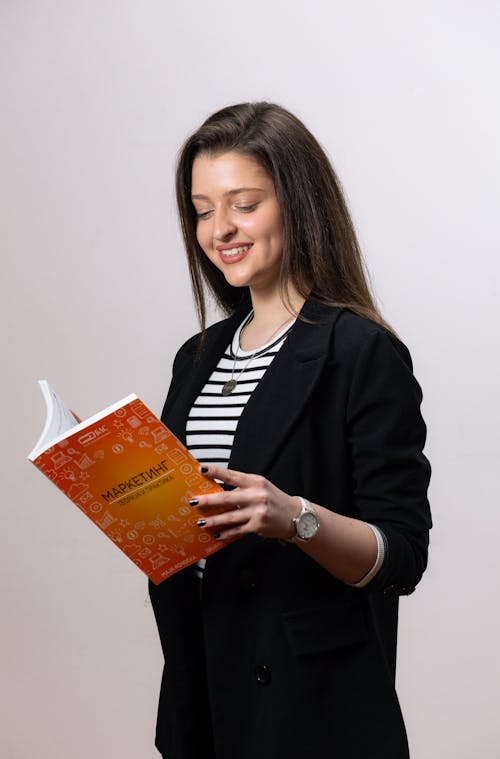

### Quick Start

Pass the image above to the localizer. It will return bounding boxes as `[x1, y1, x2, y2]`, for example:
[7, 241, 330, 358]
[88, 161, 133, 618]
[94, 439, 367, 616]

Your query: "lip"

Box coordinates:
[216, 242, 253, 265]
[216, 242, 253, 252]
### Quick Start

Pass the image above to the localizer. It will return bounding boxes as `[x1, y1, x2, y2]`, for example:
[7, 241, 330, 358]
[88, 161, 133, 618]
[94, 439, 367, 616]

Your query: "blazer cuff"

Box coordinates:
[349, 524, 386, 588]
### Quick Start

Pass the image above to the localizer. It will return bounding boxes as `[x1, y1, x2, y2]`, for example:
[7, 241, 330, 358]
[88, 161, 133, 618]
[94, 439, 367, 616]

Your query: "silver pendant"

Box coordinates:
[221, 379, 237, 396]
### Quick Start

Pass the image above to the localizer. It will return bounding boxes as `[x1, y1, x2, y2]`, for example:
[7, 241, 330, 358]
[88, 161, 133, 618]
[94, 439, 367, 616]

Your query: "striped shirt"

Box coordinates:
[186, 310, 295, 469]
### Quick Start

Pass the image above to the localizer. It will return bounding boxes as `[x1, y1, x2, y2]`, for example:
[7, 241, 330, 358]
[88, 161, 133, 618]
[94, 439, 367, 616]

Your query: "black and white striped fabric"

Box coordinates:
[186, 310, 296, 469]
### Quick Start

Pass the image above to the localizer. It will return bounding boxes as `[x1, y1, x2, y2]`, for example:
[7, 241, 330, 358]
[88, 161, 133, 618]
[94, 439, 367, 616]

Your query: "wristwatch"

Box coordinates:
[289, 497, 320, 543]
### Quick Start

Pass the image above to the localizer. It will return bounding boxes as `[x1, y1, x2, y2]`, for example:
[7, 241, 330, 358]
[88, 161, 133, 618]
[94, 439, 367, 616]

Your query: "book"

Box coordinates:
[27, 381, 227, 584]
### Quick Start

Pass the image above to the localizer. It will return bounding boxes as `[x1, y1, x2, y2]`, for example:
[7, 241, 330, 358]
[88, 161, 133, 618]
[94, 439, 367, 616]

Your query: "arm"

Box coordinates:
[295, 505, 380, 585]
[344, 328, 432, 594]
[191, 468, 379, 585]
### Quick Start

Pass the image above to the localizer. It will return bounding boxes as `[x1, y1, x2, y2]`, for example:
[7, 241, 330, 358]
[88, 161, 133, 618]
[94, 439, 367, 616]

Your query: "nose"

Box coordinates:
[213, 205, 237, 241]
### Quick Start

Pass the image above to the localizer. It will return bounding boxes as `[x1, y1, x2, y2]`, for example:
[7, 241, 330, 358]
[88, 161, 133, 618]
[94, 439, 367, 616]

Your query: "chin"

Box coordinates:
[218, 268, 256, 290]
[226, 274, 253, 288]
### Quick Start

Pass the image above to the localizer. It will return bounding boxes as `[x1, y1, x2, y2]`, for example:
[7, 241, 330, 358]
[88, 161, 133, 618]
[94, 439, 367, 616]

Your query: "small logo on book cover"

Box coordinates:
[78, 425, 110, 446]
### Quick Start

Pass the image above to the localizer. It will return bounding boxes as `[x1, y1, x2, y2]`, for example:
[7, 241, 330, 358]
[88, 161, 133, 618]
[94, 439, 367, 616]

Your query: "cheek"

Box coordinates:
[244, 213, 281, 243]
[257, 206, 284, 245]
[261, 220, 284, 252]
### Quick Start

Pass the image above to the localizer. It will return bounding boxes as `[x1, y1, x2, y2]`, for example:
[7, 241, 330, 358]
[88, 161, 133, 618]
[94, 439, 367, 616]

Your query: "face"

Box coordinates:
[191, 151, 284, 293]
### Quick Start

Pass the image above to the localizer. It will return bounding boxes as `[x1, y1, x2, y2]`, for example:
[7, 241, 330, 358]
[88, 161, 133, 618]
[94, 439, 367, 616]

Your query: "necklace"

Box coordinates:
[221, 312, 295, 396]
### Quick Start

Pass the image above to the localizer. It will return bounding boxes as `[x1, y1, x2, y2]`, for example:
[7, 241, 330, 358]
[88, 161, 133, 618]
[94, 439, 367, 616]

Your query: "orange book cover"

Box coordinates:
[27, 381, 226, 584]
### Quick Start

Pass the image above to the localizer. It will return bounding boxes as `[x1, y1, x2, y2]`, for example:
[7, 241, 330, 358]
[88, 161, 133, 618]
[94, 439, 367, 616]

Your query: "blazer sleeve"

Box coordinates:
[345, 328, 432, 596]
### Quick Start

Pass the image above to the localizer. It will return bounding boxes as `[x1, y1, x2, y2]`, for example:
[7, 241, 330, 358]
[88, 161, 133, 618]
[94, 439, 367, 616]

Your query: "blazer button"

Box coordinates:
[254, 664, 271, 686]
[399, 586, 416, 596]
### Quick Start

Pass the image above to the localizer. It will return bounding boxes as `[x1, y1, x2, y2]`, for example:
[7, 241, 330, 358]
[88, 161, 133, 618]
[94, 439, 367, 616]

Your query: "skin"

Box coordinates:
[189, 151, 377, 585]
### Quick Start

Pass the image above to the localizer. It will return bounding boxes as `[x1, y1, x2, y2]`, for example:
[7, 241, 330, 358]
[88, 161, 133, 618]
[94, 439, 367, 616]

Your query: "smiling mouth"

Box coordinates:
[217, 243, 253, 263]
[217, 244, 253, 257]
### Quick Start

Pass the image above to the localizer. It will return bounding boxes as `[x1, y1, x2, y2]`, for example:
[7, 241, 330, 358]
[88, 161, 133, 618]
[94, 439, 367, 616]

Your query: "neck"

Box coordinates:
[237, 283, 307, 352]
[248, 283, 307, 329]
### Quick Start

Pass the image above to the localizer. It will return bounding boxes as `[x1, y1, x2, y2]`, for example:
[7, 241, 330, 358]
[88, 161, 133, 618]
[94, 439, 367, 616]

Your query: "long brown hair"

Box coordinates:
[176, 102, 394, 334]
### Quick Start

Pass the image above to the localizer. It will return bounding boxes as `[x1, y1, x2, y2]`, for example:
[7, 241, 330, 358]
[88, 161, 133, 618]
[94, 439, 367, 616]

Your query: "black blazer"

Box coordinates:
[149, 299, 432, 759]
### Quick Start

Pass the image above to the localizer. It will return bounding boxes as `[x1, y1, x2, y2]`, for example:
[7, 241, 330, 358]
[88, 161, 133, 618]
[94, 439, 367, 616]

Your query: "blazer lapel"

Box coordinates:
[228, 301, 342, 476]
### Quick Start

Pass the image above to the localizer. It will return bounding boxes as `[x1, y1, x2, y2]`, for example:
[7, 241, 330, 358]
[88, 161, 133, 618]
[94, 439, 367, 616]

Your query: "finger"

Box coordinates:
[193, 501, 242, 514]
[70, 409, 82, 423]
[200, 464, 253, 488]
[189, 490, 250, 512]
[214, 525, 248, 541]
[192, 500, 242, 514]
[197, 506, 251, 532]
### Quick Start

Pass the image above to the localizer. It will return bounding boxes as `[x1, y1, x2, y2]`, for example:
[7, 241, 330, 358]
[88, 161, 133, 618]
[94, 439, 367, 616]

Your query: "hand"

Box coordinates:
[191, 465, 299, 542]
[70, 409, 82, 423]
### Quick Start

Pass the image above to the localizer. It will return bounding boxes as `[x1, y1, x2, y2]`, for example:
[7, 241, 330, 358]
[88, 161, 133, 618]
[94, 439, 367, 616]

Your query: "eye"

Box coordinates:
[235, 203, 258, 213]
[195, 209, 213, 220]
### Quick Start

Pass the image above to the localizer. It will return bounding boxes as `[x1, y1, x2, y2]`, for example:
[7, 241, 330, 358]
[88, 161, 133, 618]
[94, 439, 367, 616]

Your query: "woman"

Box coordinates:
[149, 102, 432, 759]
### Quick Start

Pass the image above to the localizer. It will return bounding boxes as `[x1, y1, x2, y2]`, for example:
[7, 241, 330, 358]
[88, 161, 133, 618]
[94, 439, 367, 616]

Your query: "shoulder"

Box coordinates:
[323, 310, 424, 417]
[301, 302, 412, 371]
[327, 307, 413, 372]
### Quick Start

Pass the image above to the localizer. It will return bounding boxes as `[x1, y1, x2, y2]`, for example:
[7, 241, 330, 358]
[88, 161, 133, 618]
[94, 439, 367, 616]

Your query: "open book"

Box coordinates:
[28, 381, 225, 583]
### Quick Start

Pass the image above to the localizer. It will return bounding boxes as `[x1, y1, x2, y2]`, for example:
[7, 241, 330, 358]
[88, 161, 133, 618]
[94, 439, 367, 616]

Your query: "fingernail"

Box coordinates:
[197, 519, 206, 527]
[213, 532, 220, 539]
[201, 466, 209, 474]
[189, 498, 199, 506]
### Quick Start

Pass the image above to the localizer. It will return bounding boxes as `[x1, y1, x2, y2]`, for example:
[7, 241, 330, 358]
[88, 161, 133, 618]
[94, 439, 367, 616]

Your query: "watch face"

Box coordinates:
[297, 511, 319, 539]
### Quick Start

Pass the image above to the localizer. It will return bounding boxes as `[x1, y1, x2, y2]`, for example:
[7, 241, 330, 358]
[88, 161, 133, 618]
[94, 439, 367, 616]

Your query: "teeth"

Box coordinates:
[221, 245, 252, 256]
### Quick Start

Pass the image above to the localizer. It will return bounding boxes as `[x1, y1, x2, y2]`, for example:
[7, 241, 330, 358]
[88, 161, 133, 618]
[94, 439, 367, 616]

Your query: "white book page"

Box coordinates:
[27, 381, 138, 461]
[27, 380, 79, 461]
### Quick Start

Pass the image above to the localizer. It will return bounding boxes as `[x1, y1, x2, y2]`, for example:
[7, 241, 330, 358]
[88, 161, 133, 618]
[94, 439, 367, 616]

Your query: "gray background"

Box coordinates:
[1, 1, 499, 756]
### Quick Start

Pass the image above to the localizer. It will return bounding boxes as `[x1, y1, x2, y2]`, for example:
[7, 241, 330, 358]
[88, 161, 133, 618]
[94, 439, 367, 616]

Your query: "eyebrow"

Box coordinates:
[191, 187, 264, 200]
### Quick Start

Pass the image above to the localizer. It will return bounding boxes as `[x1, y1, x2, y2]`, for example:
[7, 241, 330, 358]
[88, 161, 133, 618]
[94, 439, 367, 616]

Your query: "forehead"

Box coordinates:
[191, 151, 272, 194]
